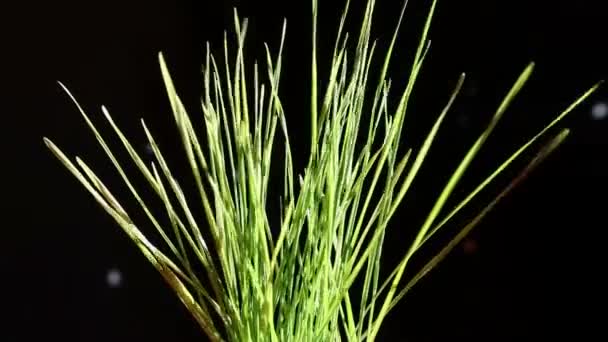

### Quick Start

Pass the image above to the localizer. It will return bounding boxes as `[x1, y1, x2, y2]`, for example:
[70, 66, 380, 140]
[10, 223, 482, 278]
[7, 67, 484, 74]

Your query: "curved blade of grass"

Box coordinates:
[369, 61, 535, 338]
[356, 129, 569, 336]
[420, 81, 602, 248]
[354, 81, 601, 330]
[43, 138, 223, 341]
[386, 128, 571, 313]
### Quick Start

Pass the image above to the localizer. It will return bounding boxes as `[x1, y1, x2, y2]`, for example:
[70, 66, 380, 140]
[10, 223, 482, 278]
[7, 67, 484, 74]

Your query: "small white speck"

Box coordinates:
[591, 102, 608, 120]
[106, 268, 123, 288]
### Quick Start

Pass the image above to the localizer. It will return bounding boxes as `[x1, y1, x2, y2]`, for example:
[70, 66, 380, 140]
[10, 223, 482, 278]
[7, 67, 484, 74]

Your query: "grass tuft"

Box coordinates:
[44, 0, 601, 340]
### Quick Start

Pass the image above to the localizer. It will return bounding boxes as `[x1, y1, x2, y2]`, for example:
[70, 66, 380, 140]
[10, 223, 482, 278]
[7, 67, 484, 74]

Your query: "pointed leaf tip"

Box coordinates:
[57, 81, 69, 93]
[42, 137, 52, 147]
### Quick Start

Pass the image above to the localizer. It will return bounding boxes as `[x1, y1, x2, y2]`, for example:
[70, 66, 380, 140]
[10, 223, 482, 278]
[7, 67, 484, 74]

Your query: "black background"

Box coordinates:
[3, 0, 607, 340]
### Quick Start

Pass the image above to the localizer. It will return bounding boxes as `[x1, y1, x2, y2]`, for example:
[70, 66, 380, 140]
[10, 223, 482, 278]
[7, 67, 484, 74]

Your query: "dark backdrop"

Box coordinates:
[3, 0, 606, 340]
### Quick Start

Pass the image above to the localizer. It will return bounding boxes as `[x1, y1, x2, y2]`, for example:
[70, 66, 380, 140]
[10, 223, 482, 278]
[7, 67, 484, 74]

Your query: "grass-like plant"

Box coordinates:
[44, 0, 600, 340]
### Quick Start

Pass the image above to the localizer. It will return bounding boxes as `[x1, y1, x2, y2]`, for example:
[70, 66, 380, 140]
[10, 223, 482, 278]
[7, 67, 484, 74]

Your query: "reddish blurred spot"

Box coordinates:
[462, 238, 478, 255]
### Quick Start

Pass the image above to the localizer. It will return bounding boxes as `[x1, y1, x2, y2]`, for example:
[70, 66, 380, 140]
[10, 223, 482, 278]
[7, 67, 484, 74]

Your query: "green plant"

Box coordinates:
[44, 0, 599, 340]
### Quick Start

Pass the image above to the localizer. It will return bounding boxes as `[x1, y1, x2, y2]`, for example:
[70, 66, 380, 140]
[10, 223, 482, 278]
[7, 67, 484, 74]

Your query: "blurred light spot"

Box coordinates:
[144, 143, 154, 155]
[591, 102, 608, 120]
[106, 268, 123, 288]
[462, 238, 478, 255]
